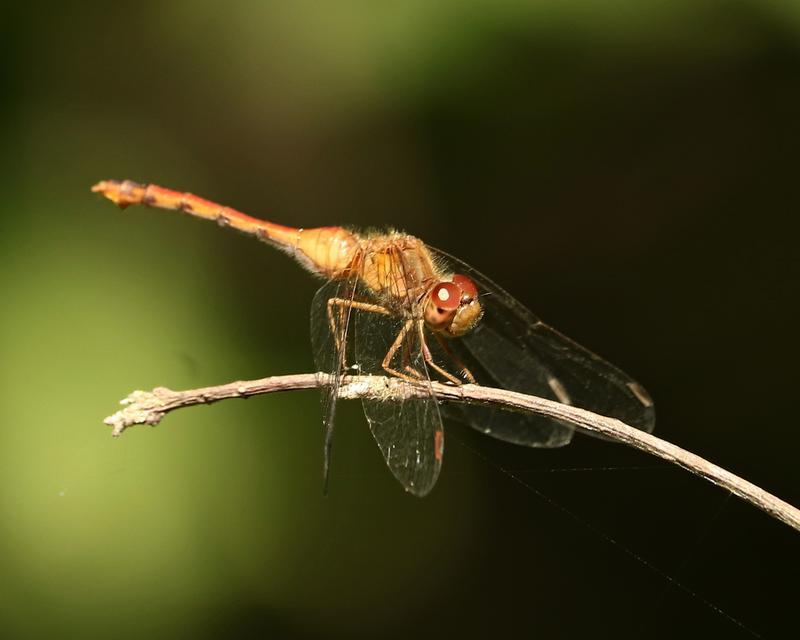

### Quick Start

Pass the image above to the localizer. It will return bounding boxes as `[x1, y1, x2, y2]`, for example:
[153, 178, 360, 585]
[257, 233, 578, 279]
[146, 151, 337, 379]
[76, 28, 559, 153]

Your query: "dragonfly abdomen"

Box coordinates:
[91, 179, 360, 278]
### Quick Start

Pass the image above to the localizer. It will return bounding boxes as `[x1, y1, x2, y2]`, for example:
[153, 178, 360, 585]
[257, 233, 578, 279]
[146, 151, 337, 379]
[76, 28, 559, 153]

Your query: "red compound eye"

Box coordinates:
[430, 282, 461, 311]
[452, 274, 478, 301]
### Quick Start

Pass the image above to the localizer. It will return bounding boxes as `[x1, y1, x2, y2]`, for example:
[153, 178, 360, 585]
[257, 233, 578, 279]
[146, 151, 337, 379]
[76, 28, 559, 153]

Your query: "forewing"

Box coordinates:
[310, 277, 359, 489]
[353, 301, 444, 497]
[431, 247, 655, 447]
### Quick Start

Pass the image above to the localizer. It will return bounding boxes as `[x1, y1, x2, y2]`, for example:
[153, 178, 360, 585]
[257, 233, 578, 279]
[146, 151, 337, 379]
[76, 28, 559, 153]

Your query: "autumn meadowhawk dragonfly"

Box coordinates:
[93, 179, 655, 496]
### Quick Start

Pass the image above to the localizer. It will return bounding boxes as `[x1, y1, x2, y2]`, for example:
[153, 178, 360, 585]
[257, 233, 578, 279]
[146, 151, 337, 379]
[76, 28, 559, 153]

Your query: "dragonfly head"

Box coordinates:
[424, 274, 483, 337]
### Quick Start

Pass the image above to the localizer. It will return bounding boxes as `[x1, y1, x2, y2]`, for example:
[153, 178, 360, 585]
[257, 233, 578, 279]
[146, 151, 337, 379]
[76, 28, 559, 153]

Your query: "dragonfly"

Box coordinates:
[92, 179, 655, 496]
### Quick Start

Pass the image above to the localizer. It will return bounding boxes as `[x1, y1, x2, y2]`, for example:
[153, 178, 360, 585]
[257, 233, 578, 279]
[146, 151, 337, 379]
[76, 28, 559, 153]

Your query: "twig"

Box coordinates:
[103, 372, 800, 533]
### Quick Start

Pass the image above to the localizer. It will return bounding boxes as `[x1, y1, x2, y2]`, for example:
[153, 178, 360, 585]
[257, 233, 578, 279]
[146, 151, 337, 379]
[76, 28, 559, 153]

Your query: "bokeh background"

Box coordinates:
[1, 1, 798, 638]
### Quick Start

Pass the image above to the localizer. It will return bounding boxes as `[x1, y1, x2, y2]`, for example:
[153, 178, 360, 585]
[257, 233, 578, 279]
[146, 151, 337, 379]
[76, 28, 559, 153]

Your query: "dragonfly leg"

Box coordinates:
[403, 365, 425, 380]
[382, 319, 424, 383]
[400, 328, 425, 379]
[416, 321, 463, 386]
[433, 332, 477, 383]
[327, 297, 391, 369]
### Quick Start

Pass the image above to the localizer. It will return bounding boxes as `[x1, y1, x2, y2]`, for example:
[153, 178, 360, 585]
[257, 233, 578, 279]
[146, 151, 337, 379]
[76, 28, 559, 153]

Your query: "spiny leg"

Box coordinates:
[433, 332, 477, 383]
[400, 324, 425, 380]
[403, 365, 425, 380]
[381, 319, 423, 383]
[326, 297, 391, 370]
[416, 320, 463, 386]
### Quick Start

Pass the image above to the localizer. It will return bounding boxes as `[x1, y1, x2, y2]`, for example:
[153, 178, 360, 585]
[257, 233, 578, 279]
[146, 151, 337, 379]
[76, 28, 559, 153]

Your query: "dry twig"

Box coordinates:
[103, 372, 800, 533]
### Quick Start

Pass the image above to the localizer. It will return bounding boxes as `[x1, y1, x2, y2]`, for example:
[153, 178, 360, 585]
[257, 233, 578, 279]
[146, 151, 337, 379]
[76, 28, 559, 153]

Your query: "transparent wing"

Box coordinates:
[310, 276, 360, 491]
[353, 305, 444, 497]
[430, 247, 656, 447]
[311, 276, 444, 497]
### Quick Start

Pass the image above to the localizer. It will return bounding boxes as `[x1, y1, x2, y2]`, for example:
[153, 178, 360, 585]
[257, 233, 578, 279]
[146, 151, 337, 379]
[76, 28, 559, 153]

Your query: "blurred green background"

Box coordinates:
[1, 1, 798, 638]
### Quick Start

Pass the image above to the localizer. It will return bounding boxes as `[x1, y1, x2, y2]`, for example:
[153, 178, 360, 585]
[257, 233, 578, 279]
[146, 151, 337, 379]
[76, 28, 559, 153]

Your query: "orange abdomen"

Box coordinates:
[92, 179, 361, 279]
